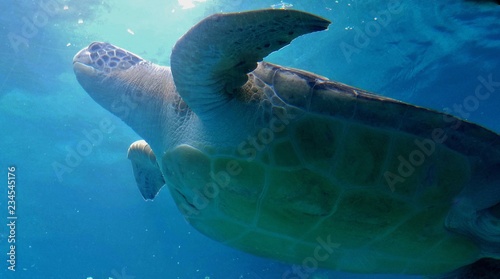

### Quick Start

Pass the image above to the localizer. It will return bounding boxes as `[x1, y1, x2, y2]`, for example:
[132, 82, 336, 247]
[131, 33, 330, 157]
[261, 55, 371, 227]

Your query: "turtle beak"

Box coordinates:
[73, 47, 97, 76]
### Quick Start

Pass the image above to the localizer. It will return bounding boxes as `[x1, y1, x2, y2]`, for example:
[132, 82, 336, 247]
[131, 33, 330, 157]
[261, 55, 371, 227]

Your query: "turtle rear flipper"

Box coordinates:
[430, 258, 500, 279]
[127, 140, 165, 200]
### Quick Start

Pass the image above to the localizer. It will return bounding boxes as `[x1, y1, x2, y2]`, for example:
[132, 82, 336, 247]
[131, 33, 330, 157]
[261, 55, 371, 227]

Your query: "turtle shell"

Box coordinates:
[162, 61, 500, 275]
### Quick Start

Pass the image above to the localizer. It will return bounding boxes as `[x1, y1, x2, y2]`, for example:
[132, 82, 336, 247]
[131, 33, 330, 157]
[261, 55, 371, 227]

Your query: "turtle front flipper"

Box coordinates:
[170, 9, 330, 117]
[127, 140, 165, 200]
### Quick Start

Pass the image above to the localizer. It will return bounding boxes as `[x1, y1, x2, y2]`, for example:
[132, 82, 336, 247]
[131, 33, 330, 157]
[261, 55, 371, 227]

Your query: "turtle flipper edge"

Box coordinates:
[127, 140, 165, 200]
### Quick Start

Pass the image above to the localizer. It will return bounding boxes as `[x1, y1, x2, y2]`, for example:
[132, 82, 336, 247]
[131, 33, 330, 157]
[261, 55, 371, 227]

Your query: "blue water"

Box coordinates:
[0, 0, 499, 278]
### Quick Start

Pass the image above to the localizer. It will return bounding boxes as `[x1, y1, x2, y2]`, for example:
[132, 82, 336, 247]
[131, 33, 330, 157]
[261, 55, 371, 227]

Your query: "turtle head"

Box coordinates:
[73, 42, 156, 122]
[73, 42, 178, 149]
[73, 42, 144, 75]
[72, 42, 152, 109]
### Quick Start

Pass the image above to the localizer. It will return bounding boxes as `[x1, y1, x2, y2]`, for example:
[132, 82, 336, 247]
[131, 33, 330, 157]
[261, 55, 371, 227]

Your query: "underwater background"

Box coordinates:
[0, 0, 499, 278]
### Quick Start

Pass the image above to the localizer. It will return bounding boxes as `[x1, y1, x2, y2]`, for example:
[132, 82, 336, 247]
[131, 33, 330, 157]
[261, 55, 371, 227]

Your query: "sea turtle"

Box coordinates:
[72, 9, 500, 278]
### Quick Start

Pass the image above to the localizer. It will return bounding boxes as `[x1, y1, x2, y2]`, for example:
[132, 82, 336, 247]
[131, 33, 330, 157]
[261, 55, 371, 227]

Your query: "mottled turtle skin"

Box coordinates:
[73, 9, 500, 278]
